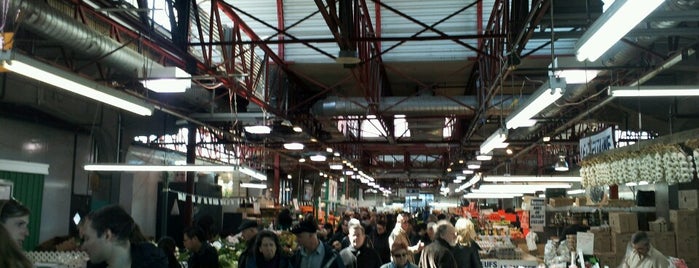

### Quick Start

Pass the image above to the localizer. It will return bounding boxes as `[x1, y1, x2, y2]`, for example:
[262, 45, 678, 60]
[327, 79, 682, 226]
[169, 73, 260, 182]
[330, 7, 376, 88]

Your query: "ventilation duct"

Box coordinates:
[7, 0, 164, 76]
[311, 95, 523, 117]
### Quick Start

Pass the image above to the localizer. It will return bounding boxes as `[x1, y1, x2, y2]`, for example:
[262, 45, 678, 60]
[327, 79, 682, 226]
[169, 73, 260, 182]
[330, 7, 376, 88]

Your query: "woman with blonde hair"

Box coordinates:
[451, 218, 483, 268]
[0, 224, 33, 268]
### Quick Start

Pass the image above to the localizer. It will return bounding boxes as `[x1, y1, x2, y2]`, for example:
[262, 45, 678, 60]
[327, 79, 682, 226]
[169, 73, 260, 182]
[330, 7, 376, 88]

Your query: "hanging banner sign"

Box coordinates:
[529, 198, 546, 232]
[579, 127, 614, 160]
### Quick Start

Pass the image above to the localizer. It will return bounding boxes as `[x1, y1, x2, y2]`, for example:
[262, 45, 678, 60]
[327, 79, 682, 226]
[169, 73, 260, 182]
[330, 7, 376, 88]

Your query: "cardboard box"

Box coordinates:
[649, 221, 669, 232]
[549, 197, 575, 207]
[612, 232, 633, 254]
[609, 212, 638, 234]
[679, 190, 698, 209]
[675, 234, 698, 257]
[681, 256, 699, 268]
[575, 197, 588, 206]
[648, 232, 676, 256]
[669, 210, 698, 234]
[588, 229, 612, 253]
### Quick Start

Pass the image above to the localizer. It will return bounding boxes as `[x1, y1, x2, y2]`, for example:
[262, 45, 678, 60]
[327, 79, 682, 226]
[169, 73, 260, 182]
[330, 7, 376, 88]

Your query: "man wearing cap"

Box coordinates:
[291, 219, 345, 268]
[237, 219, 259, 268]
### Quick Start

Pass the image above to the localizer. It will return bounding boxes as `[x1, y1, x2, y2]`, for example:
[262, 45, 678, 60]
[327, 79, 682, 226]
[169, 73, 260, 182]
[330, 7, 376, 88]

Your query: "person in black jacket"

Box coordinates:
[80, 205, 168, 268]
[291, 219, 345, 268]
[370, 220, 390, 264]
[451, 218, 482, 268]
[339, 224, 382, 268]
[183, 226, 219, 268]
[418, 220, 457, 268]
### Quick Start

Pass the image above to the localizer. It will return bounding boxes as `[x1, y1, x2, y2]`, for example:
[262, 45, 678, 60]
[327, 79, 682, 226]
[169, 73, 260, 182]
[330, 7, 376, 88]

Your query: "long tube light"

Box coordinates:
[0, 51, 154, 116]
[84, 164, 236, 172]
[239, 166, 267, 181]
[464, 193, 524, 199]
[609, 85, 699, 97]
[505, 77, 566, 129]
[478, 183, 572, 192]
[480, 128, 509, 155]
[575, 0, 665, 62]
[240, 182, 267, 189]
[472, 188, 538, 194]
[484, 176, 582, 183]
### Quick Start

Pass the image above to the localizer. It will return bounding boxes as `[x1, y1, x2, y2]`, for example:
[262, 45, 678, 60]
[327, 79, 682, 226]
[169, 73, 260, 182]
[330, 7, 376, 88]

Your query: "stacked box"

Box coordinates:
[549, 197, 575, 207]
[647, 232, 676, 256]
[675, 234, 698, 259]
[678, 190, 698, 209]
[683, 256, 699, 268]
[609, 212, 638, 234]
[612, 232, 633, 256]
[649, 221, 669, 232]
[589, 229, 612, 253]
[669, 209, 698, 234]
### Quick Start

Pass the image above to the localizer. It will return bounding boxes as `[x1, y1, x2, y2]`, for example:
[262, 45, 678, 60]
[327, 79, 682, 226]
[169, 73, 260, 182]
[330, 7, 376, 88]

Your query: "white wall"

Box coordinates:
[0, 117, 91, 242]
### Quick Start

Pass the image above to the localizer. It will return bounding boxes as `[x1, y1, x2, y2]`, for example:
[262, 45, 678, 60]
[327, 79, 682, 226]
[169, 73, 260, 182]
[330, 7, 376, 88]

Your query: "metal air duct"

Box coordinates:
[8, 0, 163, 76]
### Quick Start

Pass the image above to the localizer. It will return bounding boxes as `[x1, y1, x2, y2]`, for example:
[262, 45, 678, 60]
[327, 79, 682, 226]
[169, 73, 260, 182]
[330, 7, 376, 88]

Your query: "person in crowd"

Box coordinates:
[291, 219, 345, 268]
[319, 223, 334, 243]
[0, 224, 33, 268]
[277, 209, 294, 231]
[0, 199, 30, 247]
[561, 216, 589, 241]
[370, 219, 390, 264]
[419, 220, 457, 268]
[425, 222, 436, 243]
[388, 213, 423, 264]
[80, 205, 167, 268]
[621, 231, 669, 268]
[158, 236, 182, 268]
[237, 219, 259, 268]
[245, 230, 292, 268]
[330, 217, 350, 251]
[339, 224, 382, 268]
[183, 226, 219, 268]
[451, 218, 482, 268]
[379, 242, 417, 268]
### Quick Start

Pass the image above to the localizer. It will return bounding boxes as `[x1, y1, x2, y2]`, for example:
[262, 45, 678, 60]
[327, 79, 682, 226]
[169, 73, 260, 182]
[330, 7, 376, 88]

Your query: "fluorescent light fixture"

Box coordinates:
[505, 77, 566, 129]
[140, 66, 191, 93]
[472, 188, 538, 194]
[244, 125, 271, 134]
[556, 69, 600, 84]
[484, 176, 582, 182]
[0, 51, 154, 116]
[326, 147, 334, 153]
[542, 136, 551, 142]
[466, 161, 481, 170]
[475, 153, 493, 161]
[462, 169, 474, 175]
[506, 148, 513, 155]
[310, 154, 327, 162]
[84, 164, 236, 172]
[609, 85, 699, 97]
[329, 163, 344, 170]
[298, 158, 306, 163]
[478, 183, 572, 192]
[549, 57, 600, 84]
[343, 170, 355, 175]
[480, 128, 509, 154]
[567, 189, 586, 195]
[575, 0, 665, 62]
[239, 166, 267, 181]
[283, 142, 305, 150]
[625, 181, 649, 187]
[293, 126, 303, 132]
[464, 193, 523, 199]
[240, 182, 267, 189]
[457, 173, 482, 192]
